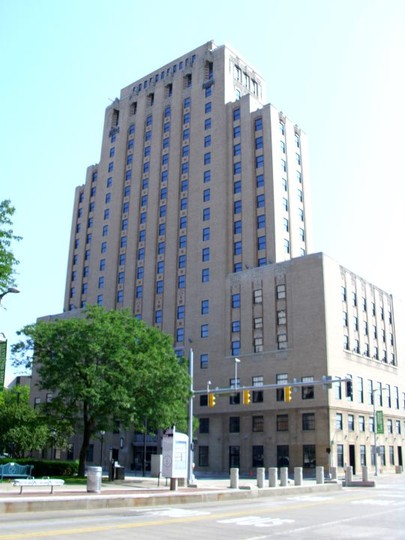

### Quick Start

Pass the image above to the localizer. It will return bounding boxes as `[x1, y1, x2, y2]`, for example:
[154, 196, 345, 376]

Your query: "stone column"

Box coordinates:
[280, 467, 288, 487]
[269, 467, 278, 487]
[316, 466, 324, 484]
[230, 467, 239, 489]
[257, 467, 265, 488]
[294, 467, 303, 486]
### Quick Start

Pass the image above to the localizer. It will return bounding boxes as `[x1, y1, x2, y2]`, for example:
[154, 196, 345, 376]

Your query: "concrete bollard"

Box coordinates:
[230, 467, 239, 489]
[257, 467, 265, 488]
[268, 467, 278, 487]
[280, 467, 288, 487]
[362, 465, 369, 482]
[316, 466, 324, 484]
[294, 467, 303, 486]
[345, 465, 353, 485]
[330, 466, 337, 480]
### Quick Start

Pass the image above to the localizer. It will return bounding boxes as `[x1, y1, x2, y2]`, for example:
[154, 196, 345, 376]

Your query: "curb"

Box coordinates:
[0, 482, 341, 514]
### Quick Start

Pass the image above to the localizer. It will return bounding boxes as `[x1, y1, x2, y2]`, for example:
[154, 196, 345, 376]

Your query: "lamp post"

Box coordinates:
[187, 348, 194, 486]
[0, 287, 20, 305]
[372, 387, 385, 477]
[99, 431, 105, 469]
[234, 357, 240, 389]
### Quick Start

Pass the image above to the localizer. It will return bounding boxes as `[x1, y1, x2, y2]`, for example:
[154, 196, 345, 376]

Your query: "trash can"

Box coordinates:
[115, 465, 125, 480]
[87, 466, 102, 493]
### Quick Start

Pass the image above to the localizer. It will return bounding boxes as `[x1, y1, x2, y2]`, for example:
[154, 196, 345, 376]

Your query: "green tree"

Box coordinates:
[12, 306, 191, 475]
[0, 200, 22, 290]
[0, 386, 49, 457]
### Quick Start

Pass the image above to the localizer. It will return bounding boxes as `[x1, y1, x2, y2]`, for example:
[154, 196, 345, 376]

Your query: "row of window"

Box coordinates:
[336, 376, 404, 410]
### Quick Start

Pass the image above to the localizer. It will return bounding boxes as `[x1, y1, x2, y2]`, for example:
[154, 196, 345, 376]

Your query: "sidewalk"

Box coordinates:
[0, 474, 341, 514]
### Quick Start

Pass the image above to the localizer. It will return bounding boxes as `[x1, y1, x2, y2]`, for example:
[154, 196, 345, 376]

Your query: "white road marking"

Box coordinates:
[218, 515, 294, 528]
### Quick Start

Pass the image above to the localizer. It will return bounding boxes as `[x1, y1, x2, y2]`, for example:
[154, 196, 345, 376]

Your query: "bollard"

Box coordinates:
[269, 467, 277, 487]
[87, 466, 102, 493]
[330, 466, 337, 480]
[280, 467, 288, 487]
[230, 467, 239, 489]
[316, 466, 324, 485]
[362, 465, 369, 482]
[345, 465, 353, 485]
[170, 478, 178, 491]
[294, 467, 303, 486]
[257, 467, 265, 488]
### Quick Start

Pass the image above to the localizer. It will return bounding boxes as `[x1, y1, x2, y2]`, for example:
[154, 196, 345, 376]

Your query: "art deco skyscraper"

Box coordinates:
[65, 40, 311, 362]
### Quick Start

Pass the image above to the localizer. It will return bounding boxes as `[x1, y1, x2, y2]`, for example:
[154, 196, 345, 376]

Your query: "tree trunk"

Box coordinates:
[78, 403, 92, 477]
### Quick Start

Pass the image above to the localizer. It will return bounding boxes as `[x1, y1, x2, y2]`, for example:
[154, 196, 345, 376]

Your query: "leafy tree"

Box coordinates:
[0, 386, 49, 457]
[0, 199, 22, 290]
[12, 306, 191, 475]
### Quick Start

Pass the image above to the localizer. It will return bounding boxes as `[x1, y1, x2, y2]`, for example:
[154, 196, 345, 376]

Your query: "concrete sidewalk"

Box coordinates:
[0, 475, 341, 514]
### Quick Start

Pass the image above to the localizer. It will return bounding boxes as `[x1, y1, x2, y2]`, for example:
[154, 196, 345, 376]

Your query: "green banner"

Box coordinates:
[376, 410, 384, 434]
[0, 338, 7, 390]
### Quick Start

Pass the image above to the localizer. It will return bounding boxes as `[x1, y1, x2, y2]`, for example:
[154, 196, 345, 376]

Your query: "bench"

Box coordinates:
[13, 478, 65, 494]
[0, 462, 34, 480]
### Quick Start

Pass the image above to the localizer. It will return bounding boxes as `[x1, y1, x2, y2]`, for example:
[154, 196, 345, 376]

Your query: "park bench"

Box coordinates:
[0, 462, 34, 480]
[13, 478, 65, 494]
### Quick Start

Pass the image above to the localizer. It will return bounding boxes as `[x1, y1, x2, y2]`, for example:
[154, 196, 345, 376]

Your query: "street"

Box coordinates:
[1, 475, 404, 539]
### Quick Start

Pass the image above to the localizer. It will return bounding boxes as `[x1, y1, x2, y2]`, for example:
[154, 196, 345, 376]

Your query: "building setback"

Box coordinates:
[31, 41, 404, 474]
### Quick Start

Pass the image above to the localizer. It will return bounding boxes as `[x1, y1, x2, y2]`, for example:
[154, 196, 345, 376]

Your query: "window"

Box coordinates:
[276, 284, 286, 299]
[205, 102, 212, 114]
[254, 117, 263, 131]
[303, 445, 316, 469]
[348, 414, 355, 431]
[253, 289, 263, 304]
[233, 161, 241, 175]
[231, 340, 240, 355]
[175, 327, 185, 344]
[201, 324, 209, 338]
[234, 180, 241, 194]
[178, 275, 186, 288]
[178, 254, 186, 268]
[232, 294, 241, 308]
[231, 320, 240, 332]
[204, 170, 211, 183]
[256, 174, 264, 188]
[302, 413, 315, 430]
[233, 125, 241, 138]
[336, 413, 343, 430]
[234, 241, 242, 255]
[203, 189, 210, 202]
[257, 194, 265, 208]
[257, 236, 266, 251]
[229, 417, 240, 433]
[252, 376, 264, 402]
[234, 200, 242, 214]
[277, 414, 288, 431]
[198, 446, 209, 467]
[203, 208, 210, 221]
[179, 235, 187, 249]
[201, 299, 209, 315]
[204, 118, 211, 130]
[202, 247, 210, 261]
[177, 305, 185, 320]
[256, 155, 264, 168]
[200, 354, 208, 369]
[302, 376, 314, 399]
[233, 143, 241, 156]
[202, 268, 210, 282]
[202, 227, 210, 241]
[252, 416, 264, 432]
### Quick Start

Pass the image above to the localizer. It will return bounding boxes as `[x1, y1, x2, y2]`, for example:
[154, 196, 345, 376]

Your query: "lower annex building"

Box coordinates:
[28, 41, 405, 475]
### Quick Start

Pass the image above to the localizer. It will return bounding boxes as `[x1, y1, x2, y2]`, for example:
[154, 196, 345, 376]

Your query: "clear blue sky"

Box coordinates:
[1, 0, 404, 382]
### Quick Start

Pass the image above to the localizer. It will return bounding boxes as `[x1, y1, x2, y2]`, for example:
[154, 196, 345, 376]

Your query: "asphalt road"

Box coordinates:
[1, 475, 404, 539]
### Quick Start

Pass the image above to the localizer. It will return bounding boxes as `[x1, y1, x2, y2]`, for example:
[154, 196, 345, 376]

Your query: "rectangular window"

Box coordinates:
[336, 413, 343, 430]
[198, 446, 209, 467]
[252, 416, 264, 432]
[229, 417, 240, 433]
[232, 293, 240, 308]
[277, 414, 288, 431]
[200, 353, 208, 369]
[302, 413, 315, 430]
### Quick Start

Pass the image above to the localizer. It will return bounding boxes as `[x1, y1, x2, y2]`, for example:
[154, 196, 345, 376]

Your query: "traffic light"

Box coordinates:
[208, 393, 216, 408]
[284, 386, 292, 402]
[242, 390, 251, 405]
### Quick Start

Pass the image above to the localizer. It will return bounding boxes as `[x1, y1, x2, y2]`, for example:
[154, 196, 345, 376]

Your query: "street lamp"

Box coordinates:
[99, 431, 105, 469]
[372, 387, 385, 477]
[0, 287, 20, 305]
[234, 358, 240, 389]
